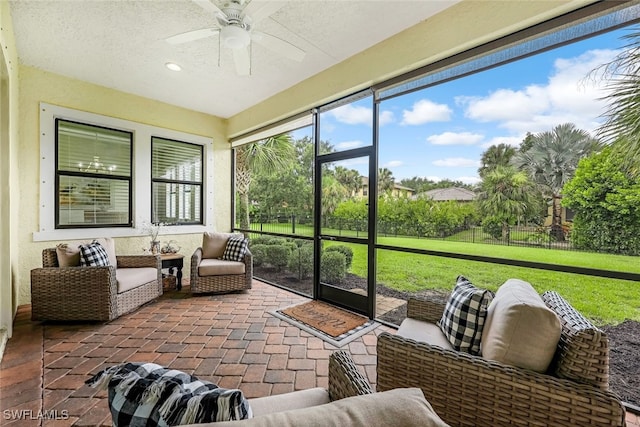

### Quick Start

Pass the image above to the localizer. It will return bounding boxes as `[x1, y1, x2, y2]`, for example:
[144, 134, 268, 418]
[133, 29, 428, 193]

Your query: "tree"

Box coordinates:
[377, 167, 395, 195]
[589, 27, 640, 174]
[235, 134, 295, 231]
[563, 145, 640, 254]
[512, 123, 601, 241]
[478, 143, 517, 178]
[334, 166, 362, 197]
[477, 166, 539, 239]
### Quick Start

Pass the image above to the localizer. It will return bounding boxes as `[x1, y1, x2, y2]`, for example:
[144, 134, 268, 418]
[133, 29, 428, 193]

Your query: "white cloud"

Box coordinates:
[385, 160, 403, 168]
[379, 110, 395, 126]
[432, 157, 480, 167]
[335, 140, 365, 150]
[401, 99, 452, 125]
[329, 104, 371, 125]
[480, 135, 523, 149]
[457, 176, 482, 185]
[427, 131, 483, 146]
[329, 104, 395, 126]
[457, 48, 619, 135]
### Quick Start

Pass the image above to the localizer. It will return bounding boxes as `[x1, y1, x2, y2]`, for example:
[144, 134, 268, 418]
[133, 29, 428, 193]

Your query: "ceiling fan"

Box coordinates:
[166, 0, 306, 76]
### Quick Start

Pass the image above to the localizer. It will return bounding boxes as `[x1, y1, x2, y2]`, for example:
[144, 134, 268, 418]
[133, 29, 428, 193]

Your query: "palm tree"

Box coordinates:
[321, 175, 349, 223]
[235, 134, 295, 231]
[589, 27, 640, 174]
[512, 123, 601, 240]
[478, 143, 517, 178]
[334, 166, 362, 197]
[377, 167, 395, 195]
[477, 166, 538, 239]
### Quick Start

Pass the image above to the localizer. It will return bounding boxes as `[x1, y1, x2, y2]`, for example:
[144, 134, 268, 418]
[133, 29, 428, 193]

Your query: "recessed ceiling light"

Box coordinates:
[165, 62, 182, 71]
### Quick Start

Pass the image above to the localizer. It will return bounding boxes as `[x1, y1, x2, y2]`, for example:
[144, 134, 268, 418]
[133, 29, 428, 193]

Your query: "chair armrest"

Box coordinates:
[407, 296, 447, 323]
[377, 332, 625, 427]
[328, 350, 373, 401]
[31, 266, 117, 297]
[191, 247, 203, 281]
[117, 255, 161, 269]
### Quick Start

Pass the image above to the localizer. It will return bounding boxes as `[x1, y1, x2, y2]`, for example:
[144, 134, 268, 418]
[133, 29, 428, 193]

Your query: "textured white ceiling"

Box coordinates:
[9, 0, 458, 118]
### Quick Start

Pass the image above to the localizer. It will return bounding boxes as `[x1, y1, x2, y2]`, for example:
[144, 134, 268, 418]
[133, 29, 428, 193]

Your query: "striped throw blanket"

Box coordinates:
[86, 362, 252, 426]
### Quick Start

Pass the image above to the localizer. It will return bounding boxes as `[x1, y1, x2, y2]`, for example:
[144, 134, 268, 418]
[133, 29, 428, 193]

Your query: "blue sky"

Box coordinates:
[294, 25, 631, 187]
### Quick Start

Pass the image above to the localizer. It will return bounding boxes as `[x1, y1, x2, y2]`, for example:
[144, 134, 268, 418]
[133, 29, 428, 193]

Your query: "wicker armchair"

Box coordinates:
[377, 295, 626, 427]
[190, 247, 252, 294]
[31, 248, 162, 322]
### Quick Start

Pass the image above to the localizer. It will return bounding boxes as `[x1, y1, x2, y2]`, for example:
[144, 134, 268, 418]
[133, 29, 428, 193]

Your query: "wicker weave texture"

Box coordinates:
[31, 248, 162, 322]
[190, 247, 253, 294]
[328, 350, 374, 401]
[377, 291, 626, 427]
[543, 291, 609, 389]
[377, 333, 624, 427]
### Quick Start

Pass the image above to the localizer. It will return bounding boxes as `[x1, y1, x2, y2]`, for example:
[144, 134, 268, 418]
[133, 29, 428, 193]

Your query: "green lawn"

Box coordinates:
[248, 222, 640, 325]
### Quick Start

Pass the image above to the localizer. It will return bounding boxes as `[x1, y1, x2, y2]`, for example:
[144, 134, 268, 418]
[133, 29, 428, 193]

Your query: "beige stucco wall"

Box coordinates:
[0, 0, 20, 339]
[227, 0, 597, 137]
[17, 66, 230, 305]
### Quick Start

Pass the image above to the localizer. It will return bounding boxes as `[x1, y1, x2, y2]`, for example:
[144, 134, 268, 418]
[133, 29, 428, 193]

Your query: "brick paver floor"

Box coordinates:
[1, 279, 638, 426]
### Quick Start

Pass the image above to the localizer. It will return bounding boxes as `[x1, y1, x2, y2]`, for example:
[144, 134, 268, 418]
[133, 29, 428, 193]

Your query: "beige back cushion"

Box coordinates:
[202, 232, 235, 259]
[481, 279, 561, 373]
[56, 237, 117, 267]
[193, 388, 450, 427]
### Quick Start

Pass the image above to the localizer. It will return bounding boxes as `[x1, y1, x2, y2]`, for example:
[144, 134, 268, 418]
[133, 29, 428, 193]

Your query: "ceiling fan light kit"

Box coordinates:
[166, 0, 306, 76]
[221, 25, 250, 49]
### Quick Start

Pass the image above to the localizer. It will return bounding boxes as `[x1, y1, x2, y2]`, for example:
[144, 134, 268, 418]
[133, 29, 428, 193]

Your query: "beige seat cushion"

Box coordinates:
[56, 237, 117, 267]
[190, 388, 449, 427]
[481, 278, 561, 373]
[198, 258, 245, 276]
[249, 388, 330, 417]
[202, 232, 235, 259]
[397, 318, 454, 351]
[116, 267, 157, 293]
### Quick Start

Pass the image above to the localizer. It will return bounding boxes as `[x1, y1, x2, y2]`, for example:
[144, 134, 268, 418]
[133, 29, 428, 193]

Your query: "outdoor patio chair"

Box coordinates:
[377, 288, 626, 427]
[190, 232, 252, 294]
[31, 238, 162, 321]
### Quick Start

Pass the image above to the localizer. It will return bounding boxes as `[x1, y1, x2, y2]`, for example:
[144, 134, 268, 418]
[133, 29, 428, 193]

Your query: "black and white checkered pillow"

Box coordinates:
[437, 275, 494, 355]
[79, 241, 111, 267]
[222, 235, 248, 262]
[85, 362, 252, 426]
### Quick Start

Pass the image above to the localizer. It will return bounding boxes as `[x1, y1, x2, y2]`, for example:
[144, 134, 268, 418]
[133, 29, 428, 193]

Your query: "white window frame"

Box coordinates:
[35, 103, 214, 241]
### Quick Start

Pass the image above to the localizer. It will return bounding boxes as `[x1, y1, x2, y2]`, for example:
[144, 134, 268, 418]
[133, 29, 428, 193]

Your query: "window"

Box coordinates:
[56, 120, 132, 228]
[151, 137, 203, 224]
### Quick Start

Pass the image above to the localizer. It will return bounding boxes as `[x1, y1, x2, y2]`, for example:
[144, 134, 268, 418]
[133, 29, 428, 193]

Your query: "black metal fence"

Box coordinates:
[245, 214, 576, 251]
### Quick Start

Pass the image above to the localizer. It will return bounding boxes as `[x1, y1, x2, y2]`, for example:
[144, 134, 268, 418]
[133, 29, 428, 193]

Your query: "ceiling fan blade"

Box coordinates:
[244, 1, 286, 24]
[166, 28, 220, 45]
[252, 31, 305, 62]
[233, 47, 251, 76]
[192, 0, 226, 17]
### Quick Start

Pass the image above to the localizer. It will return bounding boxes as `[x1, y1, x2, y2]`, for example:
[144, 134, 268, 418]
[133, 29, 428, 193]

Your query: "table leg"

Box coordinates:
[177, 266, 183, 290]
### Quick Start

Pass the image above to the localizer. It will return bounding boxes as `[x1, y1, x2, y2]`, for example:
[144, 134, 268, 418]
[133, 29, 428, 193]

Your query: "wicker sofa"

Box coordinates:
[31, 240, 162, 322]
[185, 351, 449, 427]
[190, 232, 253, 294]
[377, 288, 626, 427]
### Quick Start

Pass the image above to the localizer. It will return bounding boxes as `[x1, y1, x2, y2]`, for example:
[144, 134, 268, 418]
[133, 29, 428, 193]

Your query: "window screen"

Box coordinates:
[151, 137, 203, 224]
[56, 119, 132, 228]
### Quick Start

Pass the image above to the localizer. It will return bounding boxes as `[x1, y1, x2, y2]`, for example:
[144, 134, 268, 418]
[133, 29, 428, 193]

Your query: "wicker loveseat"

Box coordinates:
[31, 239, 162, 322]
[377, 285, 626, 427]
[190, 232, 253, 294]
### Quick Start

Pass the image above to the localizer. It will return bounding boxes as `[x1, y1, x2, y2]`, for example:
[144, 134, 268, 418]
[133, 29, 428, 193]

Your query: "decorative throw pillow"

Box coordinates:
[86, 362, 252, 426]
[437, 275, 494, 355]
[222, 235, 248, 262]
[79, 241, 111, 267]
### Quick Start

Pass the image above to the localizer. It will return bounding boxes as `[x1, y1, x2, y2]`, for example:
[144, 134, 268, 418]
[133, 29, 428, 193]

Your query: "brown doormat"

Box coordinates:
[280, 300, 368, 338]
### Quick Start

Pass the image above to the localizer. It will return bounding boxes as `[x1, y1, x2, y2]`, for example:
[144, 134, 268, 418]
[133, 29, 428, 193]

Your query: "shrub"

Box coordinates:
[482, 216, 504, 240]
[250, 236, 276, 246]
[266, 244, 290, 271]
[325, 245, 353, 269]
[320, 251, 346, 283]
[287, 242, 314, 280]
[250, 244, 269, 267]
